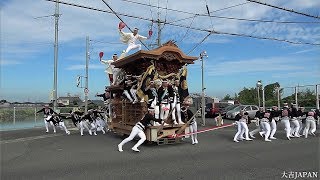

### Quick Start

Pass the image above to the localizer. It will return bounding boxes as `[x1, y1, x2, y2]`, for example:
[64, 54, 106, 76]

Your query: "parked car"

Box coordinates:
[225, 105, 259, 119]
[205, 102, 233, 118]
[220, 104, 240, 118]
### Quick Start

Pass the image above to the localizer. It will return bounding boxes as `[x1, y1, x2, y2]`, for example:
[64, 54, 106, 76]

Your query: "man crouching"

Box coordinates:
[118, 107, 162, 152]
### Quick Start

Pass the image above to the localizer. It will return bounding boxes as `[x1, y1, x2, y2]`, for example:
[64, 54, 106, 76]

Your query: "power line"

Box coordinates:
[202, 14, 320, 24]
[168, 2, 249, 24]
[120, 0, 320, 24]
[121, 0, 195, 15]
[187, 32, 212, 55]
[89, 40, 123, 45]
[247, 0, 320, 19]
[204, 0, 214, 31]
[214, 31, 320, 46]
[45, 0, 320, 46]
[100, 0, 149, 50]
[210, 2, 249, 13]
[177, 14, 197, 43]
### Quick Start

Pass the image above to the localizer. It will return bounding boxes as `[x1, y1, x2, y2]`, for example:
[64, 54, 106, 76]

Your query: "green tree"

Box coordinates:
[282, 88, 316, 107]
[238, 87, 256, 104]
[222, 94, 233, 100]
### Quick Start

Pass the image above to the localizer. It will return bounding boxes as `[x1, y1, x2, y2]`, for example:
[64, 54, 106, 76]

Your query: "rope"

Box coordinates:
[169, 123, 236, 138]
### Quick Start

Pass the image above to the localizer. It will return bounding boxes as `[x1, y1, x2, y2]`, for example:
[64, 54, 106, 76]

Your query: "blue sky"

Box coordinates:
[1, 0, 319, 102]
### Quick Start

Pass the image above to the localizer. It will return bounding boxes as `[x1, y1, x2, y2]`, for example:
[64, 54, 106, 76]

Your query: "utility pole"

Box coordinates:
[262, 87, 265, 110]
[295, 86, 298, 107]
[157, 12, 161, 47]
[276, 86, 280, 109]
[53, 0, 60, 111]
[256, 80, 262, 107]
[200, 51, 207, 126]
[316, 84, 319, 109]
[85, 36, 89, 113]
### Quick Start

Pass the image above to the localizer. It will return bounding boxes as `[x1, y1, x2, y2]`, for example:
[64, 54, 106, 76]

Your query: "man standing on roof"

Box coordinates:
[119, 26, 150, 54]
[100, 53, 118, 85]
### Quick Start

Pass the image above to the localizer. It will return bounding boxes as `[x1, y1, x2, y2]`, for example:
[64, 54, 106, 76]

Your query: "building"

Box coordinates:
[57, 96, 82, 106]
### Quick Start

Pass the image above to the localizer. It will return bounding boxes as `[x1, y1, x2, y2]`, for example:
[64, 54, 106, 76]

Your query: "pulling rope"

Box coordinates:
[168, 123, 236, 138]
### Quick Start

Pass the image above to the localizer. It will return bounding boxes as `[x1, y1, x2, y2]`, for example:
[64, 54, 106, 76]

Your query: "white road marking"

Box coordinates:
[0, 134, 64, 144]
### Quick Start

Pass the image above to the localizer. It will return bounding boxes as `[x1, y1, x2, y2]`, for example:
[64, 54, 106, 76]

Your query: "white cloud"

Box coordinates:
[291, 48, 320, 54]
[206, 57, 306, 76]
[65, 64, 104, 70]
[272, 70, 320, 78]
[2, 0, 319, 62]
[0, 60, 22, 65]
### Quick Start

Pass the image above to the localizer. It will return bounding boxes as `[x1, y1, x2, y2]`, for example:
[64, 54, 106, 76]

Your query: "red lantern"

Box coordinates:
[148, 29, 153, 37]
[118, 22, 126, 30]
[99, 52, 104, 60]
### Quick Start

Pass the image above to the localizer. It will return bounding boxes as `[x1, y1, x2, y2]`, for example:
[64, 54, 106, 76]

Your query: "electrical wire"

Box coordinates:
[101, 0, 149, 50]
[187, 32, 212, 54]
[89, 40, 123, 44]
[210, 2, 249, 13]
[247, 0, 320, 19]
[120, 0, 320, 24]
[45, 0, 320, 46]
[177, 14, 197, 43]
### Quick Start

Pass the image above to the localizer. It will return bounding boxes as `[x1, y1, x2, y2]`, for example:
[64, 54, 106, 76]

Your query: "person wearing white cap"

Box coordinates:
[158, 80, 171, 124]
[119, 27, 149, 54]
[36, 105, 57, 133]
[169, 78, 184, 125]
[118, 107, 162, 152]
[303, 111, 317, 138]
[123, 77, 134, 103]
[181, 105, 198, 144]
[144, 80, 160, 122]
[100, 54, 118, 85]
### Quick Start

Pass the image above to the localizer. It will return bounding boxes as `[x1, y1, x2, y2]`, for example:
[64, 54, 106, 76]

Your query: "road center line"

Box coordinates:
[0, 134, 63, 144]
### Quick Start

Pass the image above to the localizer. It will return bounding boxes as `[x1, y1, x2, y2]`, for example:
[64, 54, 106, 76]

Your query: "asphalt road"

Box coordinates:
[1, 119, 319, 180]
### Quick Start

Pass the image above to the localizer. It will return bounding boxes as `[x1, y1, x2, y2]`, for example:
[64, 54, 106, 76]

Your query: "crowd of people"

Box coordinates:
[36, 24, 319, 153]
[233, 103, 319, 142]
[36, 105, 108, 136]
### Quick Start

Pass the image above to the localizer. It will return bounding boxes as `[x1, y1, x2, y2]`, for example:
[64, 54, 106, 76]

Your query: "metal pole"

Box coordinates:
[157, 15, 161, 47]
[277, 87, 280, 109]
[257, 87, 260, 107]
[200, 51, 207, 126]
[85, 36, 89, 113]
[316, 84, 319, 109]
[53, 0, 60, 111]
[13, 107, 16, 125]
[295, 86, 298, 107]
[34, 107, 37, 124]
[262, 87, 265, 109]
[201, 57, 205, 126]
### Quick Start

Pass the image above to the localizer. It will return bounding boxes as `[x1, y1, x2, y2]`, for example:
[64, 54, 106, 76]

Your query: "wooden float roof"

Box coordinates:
[112, 41, 198, 68]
